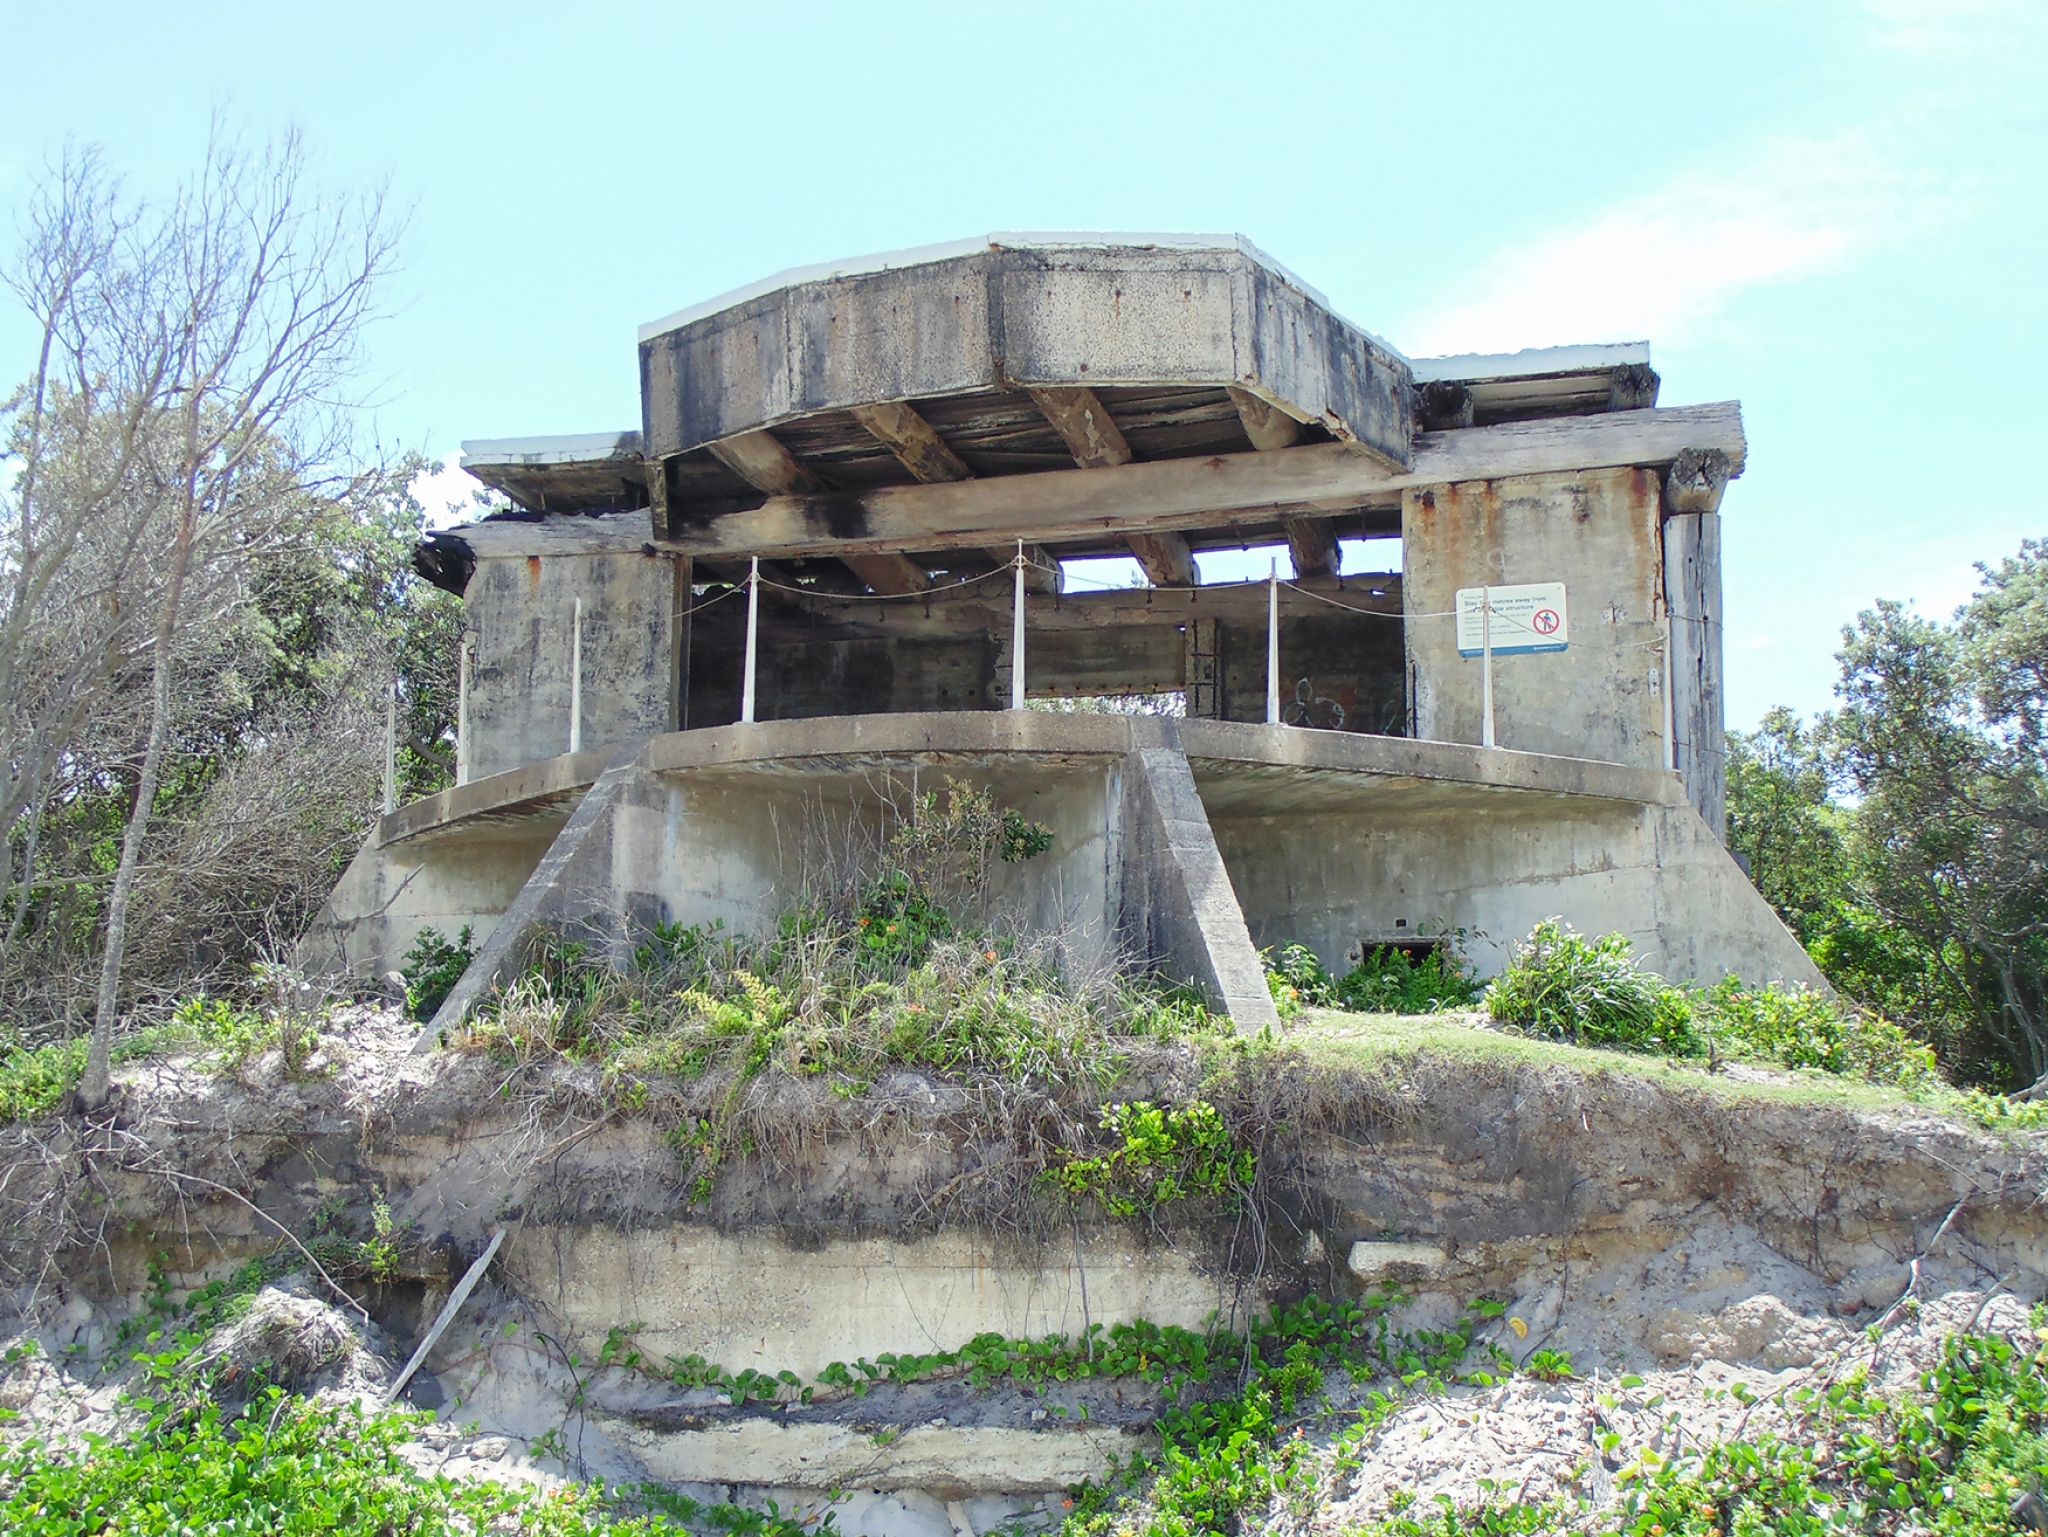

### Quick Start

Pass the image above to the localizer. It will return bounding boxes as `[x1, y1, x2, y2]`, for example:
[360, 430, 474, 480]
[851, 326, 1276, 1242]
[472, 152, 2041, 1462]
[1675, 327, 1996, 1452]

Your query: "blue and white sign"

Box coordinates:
[1456, 583, 1569, 657]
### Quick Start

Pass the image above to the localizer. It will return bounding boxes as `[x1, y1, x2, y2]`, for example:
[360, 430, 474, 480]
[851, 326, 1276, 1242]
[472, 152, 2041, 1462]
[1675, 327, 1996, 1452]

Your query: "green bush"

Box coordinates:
[1046, 1099, 1257, 1217]
[399, 923, 475, 1021]
[1264, 942, 1332, 1017]
[0, 1038, 88, 1122]
[1356, 1326, 2048, 1537]
[1696, 975, 1938, 1086]
[1337, 946, 1482, 1014]
[1262, 941, 1481, 1017]
[1485, 920, 1704, 1056]
[0, 1387, 810, 1536]
[0, 993, 298, 1124]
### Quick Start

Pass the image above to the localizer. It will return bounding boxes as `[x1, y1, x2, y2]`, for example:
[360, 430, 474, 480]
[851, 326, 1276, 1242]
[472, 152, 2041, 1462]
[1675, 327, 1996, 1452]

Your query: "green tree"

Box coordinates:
[1830, 547, 2048, 1092]
[1724, 706, 1847, 944]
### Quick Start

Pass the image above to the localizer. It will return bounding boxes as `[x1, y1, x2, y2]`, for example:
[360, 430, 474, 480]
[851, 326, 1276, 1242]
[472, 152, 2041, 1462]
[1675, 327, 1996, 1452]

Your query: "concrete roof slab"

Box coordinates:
[636, 237, 1414, 473]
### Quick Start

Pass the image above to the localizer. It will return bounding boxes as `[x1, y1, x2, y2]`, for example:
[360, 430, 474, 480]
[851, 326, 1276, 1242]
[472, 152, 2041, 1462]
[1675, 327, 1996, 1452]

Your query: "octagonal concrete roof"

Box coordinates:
[636, 233, 1414, 473]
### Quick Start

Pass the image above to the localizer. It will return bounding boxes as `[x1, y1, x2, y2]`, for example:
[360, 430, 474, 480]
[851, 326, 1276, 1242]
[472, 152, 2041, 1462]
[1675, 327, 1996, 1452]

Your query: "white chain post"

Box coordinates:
[455, 633, 473, 786]
[741, 557, 761, 724]
[568, 597, 583, 754]
[1480, 587, 1496, 749]
[1010, 540, 1026, 710]
[1266, 557, 1280, 725]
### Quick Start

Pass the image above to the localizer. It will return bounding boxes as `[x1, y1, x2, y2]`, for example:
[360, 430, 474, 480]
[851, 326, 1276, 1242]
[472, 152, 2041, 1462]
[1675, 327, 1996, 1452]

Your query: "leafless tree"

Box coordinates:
[1, 125, 403, 1108]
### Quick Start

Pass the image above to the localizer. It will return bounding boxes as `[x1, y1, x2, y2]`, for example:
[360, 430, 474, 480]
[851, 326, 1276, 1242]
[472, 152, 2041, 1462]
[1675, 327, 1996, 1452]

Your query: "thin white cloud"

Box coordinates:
[1865, 0, 2032, 56]
[410, 453, 485, 529]
[1402, 129, 1939, 357]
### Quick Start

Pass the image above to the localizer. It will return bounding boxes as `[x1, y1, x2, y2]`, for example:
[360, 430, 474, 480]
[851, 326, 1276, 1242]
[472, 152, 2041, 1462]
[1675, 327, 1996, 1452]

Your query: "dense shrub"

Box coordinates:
[1337, 946, 1482, 1014]
[1354, 1326, 2048, 1537]
[0, 1388, 801, 1536]
[1264, 941, 1480, 1017]
[399, 923, 475, 1021]
[1696, 974, 1938, 1086]
[1484, 920, 1704, 1055]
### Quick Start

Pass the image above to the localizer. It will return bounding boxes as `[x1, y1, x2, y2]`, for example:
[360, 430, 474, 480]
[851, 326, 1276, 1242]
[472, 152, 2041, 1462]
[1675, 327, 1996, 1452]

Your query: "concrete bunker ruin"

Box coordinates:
[307, 234, 1820, 1033]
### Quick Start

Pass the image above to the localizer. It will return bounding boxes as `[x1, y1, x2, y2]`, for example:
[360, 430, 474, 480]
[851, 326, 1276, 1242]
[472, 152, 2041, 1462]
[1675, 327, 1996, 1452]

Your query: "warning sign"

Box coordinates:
[1455, 583, 1569, 657]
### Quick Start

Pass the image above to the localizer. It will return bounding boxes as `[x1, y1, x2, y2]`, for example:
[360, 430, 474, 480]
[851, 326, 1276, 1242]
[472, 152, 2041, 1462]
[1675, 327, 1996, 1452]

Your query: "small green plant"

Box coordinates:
[400, 923, 475, 1021]
[1953, 1087, 2048, 1132]
[1520, 1347, 1575, 1382]
[1264, 942, 1335, 1016]
[1486, 919, 1702, 1056]
[1045, 1099, 1256, 1218]
[998, 808, 1055, 862]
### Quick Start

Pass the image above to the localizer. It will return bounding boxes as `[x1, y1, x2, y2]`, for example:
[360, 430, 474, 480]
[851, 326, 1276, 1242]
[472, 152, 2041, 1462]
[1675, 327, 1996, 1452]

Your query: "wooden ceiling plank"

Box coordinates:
[450, 404, 1746, 562]
[1028, 384, 1191, 583]
[710, 427, 931, 595]
[852, 399, 1057, 592]
[1026, 385, 1134, 469]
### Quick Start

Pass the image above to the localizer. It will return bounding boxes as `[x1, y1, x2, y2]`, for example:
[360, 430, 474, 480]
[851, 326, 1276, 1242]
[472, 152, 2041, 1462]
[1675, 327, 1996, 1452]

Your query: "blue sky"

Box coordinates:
[4, 0, 2042, 729]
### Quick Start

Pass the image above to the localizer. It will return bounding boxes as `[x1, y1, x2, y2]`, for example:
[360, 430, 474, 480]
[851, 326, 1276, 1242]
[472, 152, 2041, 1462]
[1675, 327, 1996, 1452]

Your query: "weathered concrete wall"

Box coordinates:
[502, 1226, 1240, 1383]
[1403, 467, 1667, 769]
[307, 715, 1815, 1046]
[610, 754, 1124, 978]
[1207, 788, 1821, 988]
[465, 551, 688, 780]
[1219, 614, 1407, 734]
[303, 819, 563, 980]
[687, 614, 996, 727]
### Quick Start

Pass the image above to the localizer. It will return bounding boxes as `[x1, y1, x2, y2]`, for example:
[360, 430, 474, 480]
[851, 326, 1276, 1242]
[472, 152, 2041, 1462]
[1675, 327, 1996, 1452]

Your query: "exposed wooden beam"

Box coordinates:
[1662, 447, 1732, 516]
[849, 400, 974, 483]
[751, 572, 1404, 638]
[707, 428, 822, 496]
[1125, 532, 1198, 587]
[850, 399, 1058, 593]
[1609, 364, 1661, 411]
[1281, 519, 1340, 580]
[838, 551, 931, 596]
[449, 404, 1747, 563]
[1226, 386, 1304, 452]
[709, 427, 931, 595]
[1029, 384, 1195, 584]
[1229, 387, 1337, 578]
[1415, 380, 1475, 432]
[1024, 385, 1134, 469]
